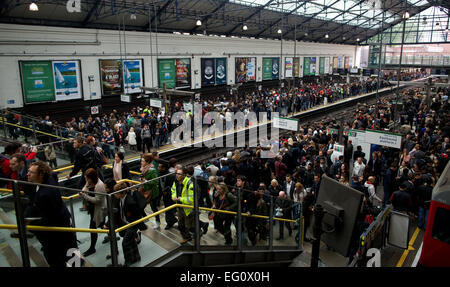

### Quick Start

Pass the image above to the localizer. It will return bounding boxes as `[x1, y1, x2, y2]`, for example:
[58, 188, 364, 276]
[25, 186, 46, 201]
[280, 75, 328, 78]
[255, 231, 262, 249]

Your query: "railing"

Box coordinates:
[384, 55, 450, 67]
[0, 173, 304, 267]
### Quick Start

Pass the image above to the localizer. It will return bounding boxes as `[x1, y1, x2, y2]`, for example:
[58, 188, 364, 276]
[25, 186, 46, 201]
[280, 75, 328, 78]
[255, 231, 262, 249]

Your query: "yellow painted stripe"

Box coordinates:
[396, 227, 420, 267]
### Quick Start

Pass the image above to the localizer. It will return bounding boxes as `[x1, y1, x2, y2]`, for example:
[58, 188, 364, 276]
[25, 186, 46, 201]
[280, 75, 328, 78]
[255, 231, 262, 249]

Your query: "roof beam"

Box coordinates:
[304, 0, 366, 41]
[281, 0, 341, 38]
[254, 1, 308, 38]
[82, 0, 103, 26]
[190, 0, 228, 33]
[225, 0, 276, 36]
[329, 2, 432, 44]
[145, 0, 175, 30]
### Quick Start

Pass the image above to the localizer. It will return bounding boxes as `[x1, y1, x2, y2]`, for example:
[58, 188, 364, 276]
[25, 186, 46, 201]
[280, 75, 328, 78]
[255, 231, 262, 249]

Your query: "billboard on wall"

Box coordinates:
[338, 57, 344, 69]
[215, 58, 227, 85]
[262, 57, 279, 80]
[235, 57, 256, 83]
[333, 57, 338, 71]
[319, 57, 325, 75]
[158, 59, 176, 89]
[100, 59, 122, 96]
[176, 58, 191, 88]
[293, 57, 300, 77]
[20, 61, 56, 103]
[304, 57, 316, 76]
[123, 59, 144, 94]
[201, 58, 215, 86]
[324, 57, 330, 74]
[52, 60, 83, 101]
[285, 57, 293, 78]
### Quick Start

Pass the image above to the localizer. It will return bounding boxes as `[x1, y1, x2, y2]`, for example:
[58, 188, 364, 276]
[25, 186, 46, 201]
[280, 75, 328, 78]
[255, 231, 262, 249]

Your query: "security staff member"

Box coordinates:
[171, 166, 194, 244]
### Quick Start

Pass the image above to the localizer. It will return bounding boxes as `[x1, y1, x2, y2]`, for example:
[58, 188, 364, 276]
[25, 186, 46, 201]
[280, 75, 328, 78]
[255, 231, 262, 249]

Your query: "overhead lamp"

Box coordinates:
[403, 11, 410, 19]
[446, 26, 449, 33]
[304, 32, 308, 36]
[130, 13, 137, 20]
[325, 34, 329, 38]
[342, 36, 346, 40]
[356, 38, 360, 42]
[29, 1, 38, 11]
[243, 25, 248, 31]
[196, 19, 202, 26]
[277, 29, 282, 34]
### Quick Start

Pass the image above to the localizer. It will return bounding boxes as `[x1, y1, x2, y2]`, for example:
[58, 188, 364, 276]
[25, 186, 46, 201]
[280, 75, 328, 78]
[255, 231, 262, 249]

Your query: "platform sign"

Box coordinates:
[365, 130, 402, 149]
[20, 60, 56, 103]
[348, 129, 370, 162]
[90, 105, 99, 115]
[120, 94, 131, 103]
[272, 116, 298, 131]
[150, 98, 162, 109]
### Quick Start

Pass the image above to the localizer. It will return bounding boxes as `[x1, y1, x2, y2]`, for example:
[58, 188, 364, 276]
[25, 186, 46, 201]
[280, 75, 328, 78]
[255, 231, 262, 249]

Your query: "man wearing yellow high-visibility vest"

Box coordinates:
[171, 166, 194, 244]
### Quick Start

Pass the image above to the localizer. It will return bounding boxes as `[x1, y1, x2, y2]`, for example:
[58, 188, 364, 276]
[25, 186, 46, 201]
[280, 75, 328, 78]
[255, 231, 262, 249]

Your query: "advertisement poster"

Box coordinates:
[176, 58, 191, 88]
[52, 60, 82, 101]
[304, 57, 310, 76]
[215, 58, 227, 85]
[333, 57, 338, 70]
[263, 58, 273, 80]
[324, 57, 330, 74]
[235, 57, 248, 83]
[158, 59, 176, 89]
[285, 57, 293, 78]
[247, 57, 256, 81]
[344, 57, 349, 69]
[123, 59, 143, 94]
[272, 57, 279, 79]
[319, 57, 325, 75]
[20, 61, 56, 103]
[100, 59, 122, 96]
[293, 57, 300, 77]
[338, 57, 343, 69]
[310, 57, 316, 75]
[201, 58, 215, 86]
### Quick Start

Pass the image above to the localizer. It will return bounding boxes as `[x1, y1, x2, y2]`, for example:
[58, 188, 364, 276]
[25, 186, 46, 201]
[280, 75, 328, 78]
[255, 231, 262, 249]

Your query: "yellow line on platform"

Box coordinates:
[396, 227, 420, 267]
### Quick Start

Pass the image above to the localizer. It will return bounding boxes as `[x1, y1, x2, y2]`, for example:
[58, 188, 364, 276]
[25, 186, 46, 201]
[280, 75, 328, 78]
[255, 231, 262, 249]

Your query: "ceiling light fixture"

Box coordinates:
[325, 34, 329, 38]
[29, 1, 38, 11]
[403, 11, 410, 19]
[277, 29, 282, 34]
[356, 38, 360, 42]
[130, 13, 137, 20]
[243, 25, 248, 31]
[196, 19, 202, 26]
[304, 32, 308, 36]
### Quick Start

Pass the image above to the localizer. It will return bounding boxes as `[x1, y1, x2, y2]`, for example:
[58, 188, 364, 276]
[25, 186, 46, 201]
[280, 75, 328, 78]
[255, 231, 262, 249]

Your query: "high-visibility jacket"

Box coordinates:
[171, 176, 194, 216]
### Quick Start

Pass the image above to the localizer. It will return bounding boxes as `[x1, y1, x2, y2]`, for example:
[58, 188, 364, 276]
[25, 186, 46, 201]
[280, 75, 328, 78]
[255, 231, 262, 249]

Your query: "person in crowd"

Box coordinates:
[25, 161, 78, 267]
[210, 183, 237, 245]
[44, 144, 57, 169]
[389, 183, 413, 213]
[246, 186, 269, 246]
[126, 127, 137, 151]
[292, 182, 307, 228]
[284, 174, 295, 200]
[66, 137, 98, 189]
[141, 124, 152, 153]
[113, 181, 146, 266]
[274, 191, 292, 240]
[79, 168, 107, 257]
[112, 151, 131, 181]
[140, 153, 160, 229]
[158, 161, 178, 230]
[352, 157, 366, 178]
[364, 176, 382, 207]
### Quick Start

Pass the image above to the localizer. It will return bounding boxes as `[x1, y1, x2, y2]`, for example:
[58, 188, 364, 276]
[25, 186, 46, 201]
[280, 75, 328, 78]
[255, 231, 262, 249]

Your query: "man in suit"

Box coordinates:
[25, 161, 78, 267]
[284, 174, 295, 200]
[113, 181, 145, 266]
[274, 191, 292, 240]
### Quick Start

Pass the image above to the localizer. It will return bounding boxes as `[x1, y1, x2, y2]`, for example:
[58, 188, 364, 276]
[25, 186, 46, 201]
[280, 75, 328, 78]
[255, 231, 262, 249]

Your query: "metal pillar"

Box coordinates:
[375, 3, 385, 118]
[393, 13, 407, 132]
[269, 196, 274, 251]
[237, 188, 243, 251]
[193, 176, 201, 252]
[12, 181, 31, 267]
[106, 194, 119, 267]
[311, 204, 324, 268]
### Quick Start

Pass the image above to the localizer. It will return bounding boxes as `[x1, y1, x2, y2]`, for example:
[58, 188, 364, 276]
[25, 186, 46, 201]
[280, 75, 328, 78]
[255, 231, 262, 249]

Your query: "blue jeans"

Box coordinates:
[417, 207, 429, 229]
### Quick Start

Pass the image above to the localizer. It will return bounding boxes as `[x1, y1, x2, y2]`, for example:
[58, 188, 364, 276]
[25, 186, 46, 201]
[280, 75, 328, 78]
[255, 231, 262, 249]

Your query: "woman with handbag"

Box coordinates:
[140, 153, 160, 229]
[79, 168, 107, 257]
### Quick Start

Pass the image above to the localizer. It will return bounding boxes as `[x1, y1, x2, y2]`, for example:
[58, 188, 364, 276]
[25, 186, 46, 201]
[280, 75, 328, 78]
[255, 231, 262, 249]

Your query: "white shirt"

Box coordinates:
[353, 161, 366, 177]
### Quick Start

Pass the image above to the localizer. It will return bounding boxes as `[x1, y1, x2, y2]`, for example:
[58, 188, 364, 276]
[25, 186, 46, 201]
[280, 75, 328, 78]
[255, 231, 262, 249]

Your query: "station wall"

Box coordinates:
[0, 23, 359, 108]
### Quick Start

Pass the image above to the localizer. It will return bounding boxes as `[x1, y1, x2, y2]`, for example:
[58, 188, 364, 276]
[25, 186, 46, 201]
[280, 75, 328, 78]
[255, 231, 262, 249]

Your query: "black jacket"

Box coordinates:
[70, 144, 97, 177]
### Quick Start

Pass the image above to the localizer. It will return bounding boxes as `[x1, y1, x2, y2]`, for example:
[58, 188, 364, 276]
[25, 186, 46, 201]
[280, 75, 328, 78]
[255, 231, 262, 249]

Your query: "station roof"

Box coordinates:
[0, 0, 442, 44]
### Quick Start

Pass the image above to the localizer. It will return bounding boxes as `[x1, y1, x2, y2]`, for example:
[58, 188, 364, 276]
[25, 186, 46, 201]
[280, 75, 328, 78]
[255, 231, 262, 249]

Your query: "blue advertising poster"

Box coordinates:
[123, 59, 143, 94]
[52, 60, 82, 101]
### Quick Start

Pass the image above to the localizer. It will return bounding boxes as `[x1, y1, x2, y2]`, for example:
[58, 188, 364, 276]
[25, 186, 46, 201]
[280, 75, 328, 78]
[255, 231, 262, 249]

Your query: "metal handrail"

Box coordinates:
[0, 224, 108, 234]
